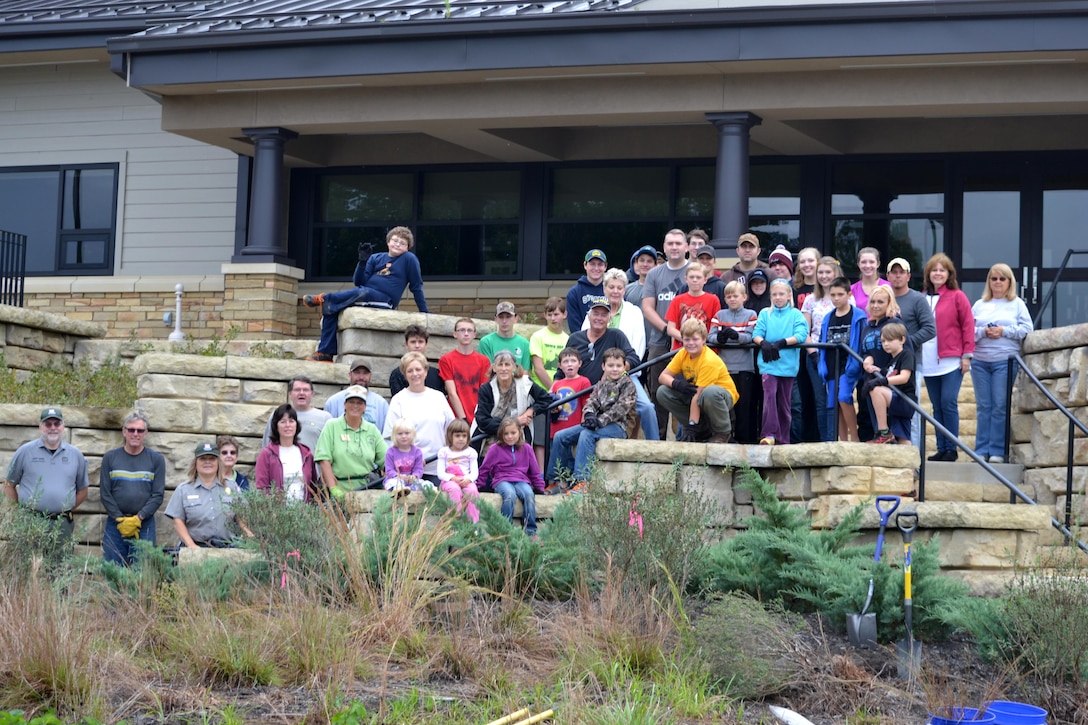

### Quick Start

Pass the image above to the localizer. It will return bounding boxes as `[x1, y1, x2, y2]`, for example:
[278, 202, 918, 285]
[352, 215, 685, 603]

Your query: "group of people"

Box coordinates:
[2, 226, 1032, 556]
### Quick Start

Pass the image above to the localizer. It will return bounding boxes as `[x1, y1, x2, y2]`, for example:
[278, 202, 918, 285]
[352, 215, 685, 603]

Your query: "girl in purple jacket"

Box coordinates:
[478, 417, 545, 537]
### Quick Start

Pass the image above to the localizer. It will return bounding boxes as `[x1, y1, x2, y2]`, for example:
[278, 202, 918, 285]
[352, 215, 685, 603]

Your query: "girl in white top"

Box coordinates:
[436, 419, 480, 523]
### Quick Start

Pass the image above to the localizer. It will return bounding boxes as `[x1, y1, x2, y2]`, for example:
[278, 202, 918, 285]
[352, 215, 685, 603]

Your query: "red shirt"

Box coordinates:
[549, 375, 592, 433]
[665, 292, 722, 349]
[439, 349, 493, 420]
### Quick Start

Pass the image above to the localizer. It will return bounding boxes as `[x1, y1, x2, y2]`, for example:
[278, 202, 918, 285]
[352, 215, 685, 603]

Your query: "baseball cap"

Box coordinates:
[768, 245, 794, 274]
[630, 245, 658, 264]
[343, 384, 369, 402]
[584, 249, 607, 264]
[888, 257, 911, 273]
[495, 301, 516, 316]
[348, 358, 371, 372]
[194, 441, 219, 458]
[695, 245, 716, 259]
[40, 407, 63, 422]
[590, 299, 612, 310]
[738, 233, 759, 248]
[747, 269, 769, 285]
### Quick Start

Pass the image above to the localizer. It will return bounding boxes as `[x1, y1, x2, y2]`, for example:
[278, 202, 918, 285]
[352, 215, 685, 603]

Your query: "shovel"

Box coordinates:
[895, 510, 922, 679]
[847, 495, 900, 648]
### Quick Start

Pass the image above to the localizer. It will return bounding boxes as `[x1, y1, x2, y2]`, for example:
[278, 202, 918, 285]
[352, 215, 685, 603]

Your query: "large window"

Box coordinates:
[749, 164, 802, 251]
[308, 169, 521, 279]
[831, 160, 944, 279]
[544, 164, 712, 276]
[0, 164, 117, 275]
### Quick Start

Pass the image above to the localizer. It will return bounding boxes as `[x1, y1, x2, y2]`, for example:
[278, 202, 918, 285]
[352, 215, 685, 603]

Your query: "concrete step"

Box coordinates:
[920, 461, 1026, 503]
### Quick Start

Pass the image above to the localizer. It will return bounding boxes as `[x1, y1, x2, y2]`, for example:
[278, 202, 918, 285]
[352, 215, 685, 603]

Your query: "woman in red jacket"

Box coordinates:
[255, 404, 319, 502]
[920, 254, 975, 462]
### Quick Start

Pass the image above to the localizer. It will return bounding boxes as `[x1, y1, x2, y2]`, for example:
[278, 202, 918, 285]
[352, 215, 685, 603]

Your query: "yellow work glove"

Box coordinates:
[116, 515, 142, 538]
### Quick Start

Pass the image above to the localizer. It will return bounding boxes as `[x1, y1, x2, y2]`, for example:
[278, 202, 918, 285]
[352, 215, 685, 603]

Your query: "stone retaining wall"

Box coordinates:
[1012, 322, 1088, 529]
[0, 305, 106, 373]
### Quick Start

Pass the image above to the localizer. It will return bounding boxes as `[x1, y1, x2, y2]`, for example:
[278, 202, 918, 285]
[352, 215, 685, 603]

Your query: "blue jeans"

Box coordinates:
[102, 515, 157, 567]
[633, 381, 660, 442]
[547, 422, 626, 482]
[924, 367, 964, 453]
[805, 353, 832, 442]
[317, 261, 394, 355]
[493, 480, 538, 536]
[972, 358, 1013, 459]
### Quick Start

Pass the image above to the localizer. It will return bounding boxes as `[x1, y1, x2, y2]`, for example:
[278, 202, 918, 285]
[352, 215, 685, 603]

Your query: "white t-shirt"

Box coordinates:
[278, 445, 305, 501]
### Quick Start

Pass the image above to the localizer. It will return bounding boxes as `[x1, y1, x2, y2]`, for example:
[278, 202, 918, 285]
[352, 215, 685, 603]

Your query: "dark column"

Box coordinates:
[705, 112, 762, 252]
[235, 127, 298, 263]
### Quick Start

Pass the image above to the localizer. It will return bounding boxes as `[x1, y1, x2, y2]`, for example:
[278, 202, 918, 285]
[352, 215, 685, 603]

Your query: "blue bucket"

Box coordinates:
[986, 700, 1048, 725]
[928, 708, 997, 724]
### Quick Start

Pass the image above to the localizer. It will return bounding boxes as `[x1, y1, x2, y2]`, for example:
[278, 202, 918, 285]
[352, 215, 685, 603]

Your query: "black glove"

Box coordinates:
[719, 327, 740, 341]
[760, 340, 780, 363]
[582, 413, 600, 431]
[358, 241, 375, 263]
[773, 339, 789, 351]
[862, 372, 888, 395]
[670, 377, 698, 397]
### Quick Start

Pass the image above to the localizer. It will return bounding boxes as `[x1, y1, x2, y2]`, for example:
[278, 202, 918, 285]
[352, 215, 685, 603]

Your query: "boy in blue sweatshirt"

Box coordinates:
[304, 226, 428, 361]
[565, 248, 608, 332]
[818, 277, 868, 442]
[752, 277, 809, 445]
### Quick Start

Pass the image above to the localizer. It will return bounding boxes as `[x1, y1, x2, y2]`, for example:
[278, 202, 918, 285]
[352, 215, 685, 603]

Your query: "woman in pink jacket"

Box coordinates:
[920, 254, 975, 462]
[255, 404, 319, 502]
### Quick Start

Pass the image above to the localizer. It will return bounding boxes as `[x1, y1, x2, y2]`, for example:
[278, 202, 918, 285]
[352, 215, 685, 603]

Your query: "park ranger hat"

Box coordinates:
[40, 407, 63, 422]
[193, 441, 220, 457]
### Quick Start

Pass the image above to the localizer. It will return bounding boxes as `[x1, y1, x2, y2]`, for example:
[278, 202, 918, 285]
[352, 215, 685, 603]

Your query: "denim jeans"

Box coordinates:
[633, 381, 660, 442]
[493, 480, 538, 536]
[102, 515, 157, 567]
[805, 353, 833, 442]
[548, 422, 626, 483]
[316, 260, 394, 355]
[924, 367, 964, 453]
[971, 358, 1012, 459]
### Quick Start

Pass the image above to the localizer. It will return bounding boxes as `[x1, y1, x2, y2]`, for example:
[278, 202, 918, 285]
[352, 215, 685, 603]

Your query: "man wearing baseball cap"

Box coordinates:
[886, 256, 936, 446]
[324, 357, 389, 430]
[4, 406, 90, 548]
[479, 301, 531, 368]
[721, 233, 771, 286]
[565, 248, 609, 332]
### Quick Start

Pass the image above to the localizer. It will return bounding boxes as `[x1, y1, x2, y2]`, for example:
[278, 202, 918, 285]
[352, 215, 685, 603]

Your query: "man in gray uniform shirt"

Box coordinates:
[100, 412, 166, 566]
[641, 229, 691, 439]
[4, 406, 90, 546]
[887, 257, 937, 446]
[262, 375, 332, 452]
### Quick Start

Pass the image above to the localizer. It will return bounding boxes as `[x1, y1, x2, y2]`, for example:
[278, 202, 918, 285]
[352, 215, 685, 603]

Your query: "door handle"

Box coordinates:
[1032, 266, 1039, 304]
[1021, 266, 1029, 300]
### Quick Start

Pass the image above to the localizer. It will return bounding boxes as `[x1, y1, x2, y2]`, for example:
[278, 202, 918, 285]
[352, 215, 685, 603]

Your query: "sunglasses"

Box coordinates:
[990, 277, 1008, 282]
[125, 427, 147, 434]
[42, 420, 63, 428]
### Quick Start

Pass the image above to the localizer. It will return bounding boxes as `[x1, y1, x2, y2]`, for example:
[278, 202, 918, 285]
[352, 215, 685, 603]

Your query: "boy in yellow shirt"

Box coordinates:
[657, 318, 738, 443]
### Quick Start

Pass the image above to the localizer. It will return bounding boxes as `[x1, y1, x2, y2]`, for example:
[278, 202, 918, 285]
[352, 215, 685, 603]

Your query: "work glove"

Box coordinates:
[358, 241, 375, 263]
[582, 413, 600, 431]
[862, 372, 889, 395]
[670, 377, 698, 397]
[718, 327, 740, 341]
[116, 515, 142, 538]
[760, 340, 780, 363]
[773, 339, 789, 351]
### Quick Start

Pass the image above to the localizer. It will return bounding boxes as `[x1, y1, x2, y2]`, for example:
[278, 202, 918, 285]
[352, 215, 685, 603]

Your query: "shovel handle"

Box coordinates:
[896, 511, 918, 542]
[876, 495, 901, 525]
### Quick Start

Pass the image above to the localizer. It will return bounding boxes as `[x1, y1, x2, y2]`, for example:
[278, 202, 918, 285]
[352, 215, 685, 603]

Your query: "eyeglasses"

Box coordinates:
[124, 427, 147, 434]
[42, 421, 63, 428]
[220, 449, 237, 457]
[388, 238, 408, 248]
[454, 328, 475, 334]
[990, 277, 1008, 282]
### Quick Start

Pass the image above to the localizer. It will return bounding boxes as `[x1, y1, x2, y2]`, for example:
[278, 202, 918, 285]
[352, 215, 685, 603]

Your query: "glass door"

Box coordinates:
[1037, 172, 1088, 328]
[956, 168, 1027, 312]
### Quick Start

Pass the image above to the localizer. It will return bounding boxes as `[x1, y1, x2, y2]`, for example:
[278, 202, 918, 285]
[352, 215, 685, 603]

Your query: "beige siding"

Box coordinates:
[0, 62, 238, 277]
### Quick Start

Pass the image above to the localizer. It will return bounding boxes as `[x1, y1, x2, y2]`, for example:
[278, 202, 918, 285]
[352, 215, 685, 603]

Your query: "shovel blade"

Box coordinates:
[846, 612, 877, 649]
[895, 638, 922, 679]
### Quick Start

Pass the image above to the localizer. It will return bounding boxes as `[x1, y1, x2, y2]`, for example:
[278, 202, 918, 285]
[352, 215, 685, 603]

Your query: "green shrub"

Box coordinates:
[0, 505, 75, 584]
[232, 488, 339, 580]
[571, 461, 721, 597]
[693, 592, 806, 699]
[0, 354, 135, 408]
[694, 467, 969, 642]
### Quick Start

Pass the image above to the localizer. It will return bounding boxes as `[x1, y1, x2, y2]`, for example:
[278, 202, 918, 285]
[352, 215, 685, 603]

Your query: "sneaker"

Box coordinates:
[566, 481, 590, 496]
[543, 481, 567, 496]
[868, 432, 896, 445]
[988, 455, 1005, 464]
[305, 351, 335, 363]
[759, 436, 775, 445]
[302, 293, 326, 308]
[708, 433, 732, 444]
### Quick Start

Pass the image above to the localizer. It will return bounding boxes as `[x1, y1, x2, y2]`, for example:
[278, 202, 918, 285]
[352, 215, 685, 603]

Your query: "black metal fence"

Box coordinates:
[0, 228, 27, 307]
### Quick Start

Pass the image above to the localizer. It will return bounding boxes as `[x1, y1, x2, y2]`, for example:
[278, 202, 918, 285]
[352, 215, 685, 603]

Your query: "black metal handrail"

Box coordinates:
[1033, 248, 1088, 330]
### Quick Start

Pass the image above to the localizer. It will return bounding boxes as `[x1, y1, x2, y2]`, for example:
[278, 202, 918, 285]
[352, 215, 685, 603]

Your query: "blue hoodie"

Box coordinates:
[753, 303, 809, 377]
[565, 275, 606, 332]
[817, 304, 868, 393]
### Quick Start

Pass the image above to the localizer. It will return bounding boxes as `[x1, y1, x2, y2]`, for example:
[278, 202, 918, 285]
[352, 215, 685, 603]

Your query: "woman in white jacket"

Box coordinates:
[970, 263, 1033, 463]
